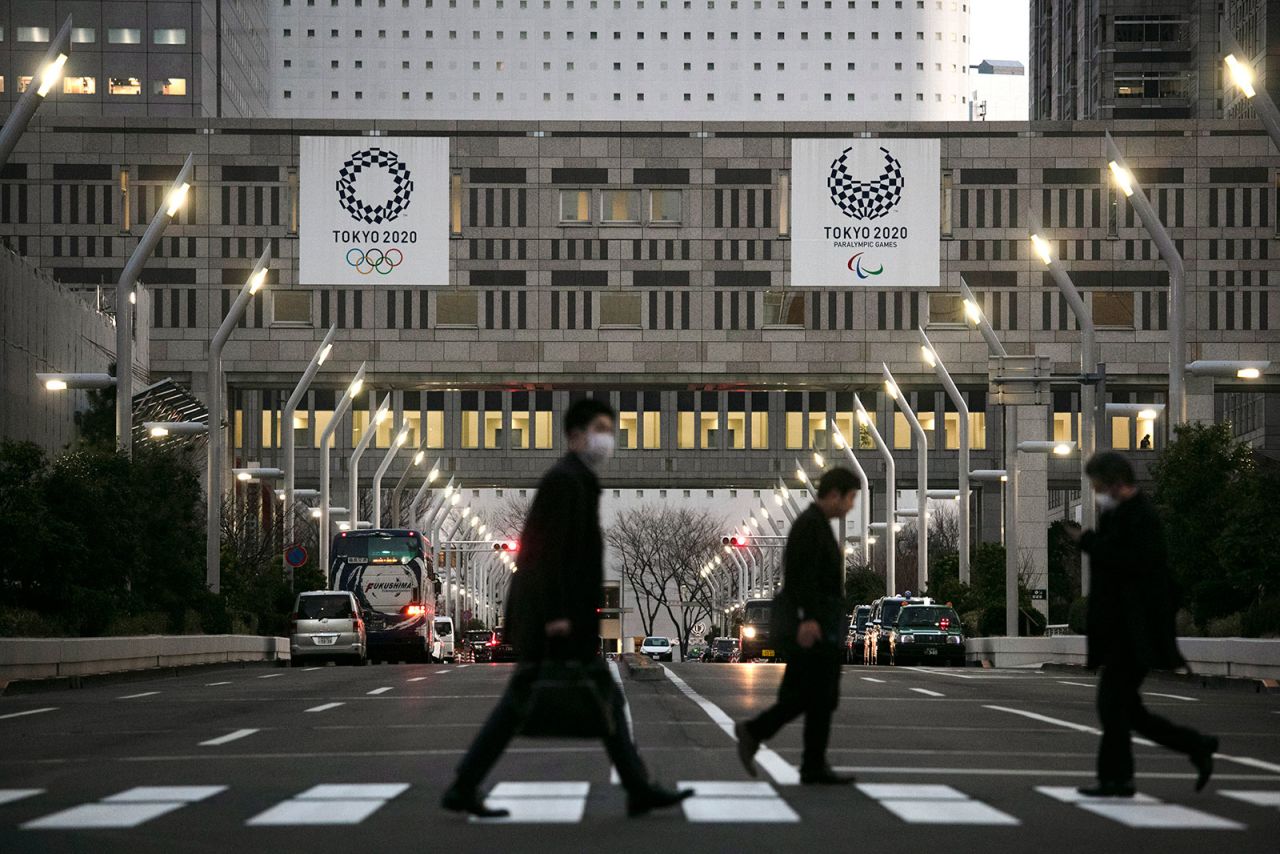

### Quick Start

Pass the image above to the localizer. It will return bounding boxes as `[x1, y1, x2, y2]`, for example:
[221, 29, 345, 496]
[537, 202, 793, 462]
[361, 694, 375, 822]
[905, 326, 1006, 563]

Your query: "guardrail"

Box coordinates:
[964, 636, 1280, 680]
[0, 635, 288, 687]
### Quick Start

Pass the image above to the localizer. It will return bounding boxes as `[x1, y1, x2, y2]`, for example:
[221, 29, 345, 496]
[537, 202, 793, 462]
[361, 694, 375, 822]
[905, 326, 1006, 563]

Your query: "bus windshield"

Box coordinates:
[744, 601, 771, 624]
[333, 532, 422, 561]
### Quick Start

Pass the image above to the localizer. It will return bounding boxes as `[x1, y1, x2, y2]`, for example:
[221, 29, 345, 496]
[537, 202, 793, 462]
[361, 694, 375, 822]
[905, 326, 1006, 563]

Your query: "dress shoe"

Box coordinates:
[800, 767, 856, 786]
[627, 784, 695, 817]
[1076, 780, 1136, 798]
[734, 721, 760, 778]
[1192, 735, 1218, 792]
[441, 784, 510, 818]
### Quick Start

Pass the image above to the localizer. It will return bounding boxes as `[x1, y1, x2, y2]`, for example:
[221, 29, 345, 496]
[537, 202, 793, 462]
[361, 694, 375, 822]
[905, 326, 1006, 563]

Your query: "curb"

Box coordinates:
[619, 653, 665, 682]
[1, 658, 286, 696]
[1040, 662, 1278, 694]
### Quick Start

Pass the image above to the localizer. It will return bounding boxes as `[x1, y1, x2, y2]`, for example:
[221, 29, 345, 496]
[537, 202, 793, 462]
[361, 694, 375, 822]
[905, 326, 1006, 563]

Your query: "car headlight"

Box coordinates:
[947, 635, 964, 645]
[899, 634, 914, 644]
[743, 626, 757, 639]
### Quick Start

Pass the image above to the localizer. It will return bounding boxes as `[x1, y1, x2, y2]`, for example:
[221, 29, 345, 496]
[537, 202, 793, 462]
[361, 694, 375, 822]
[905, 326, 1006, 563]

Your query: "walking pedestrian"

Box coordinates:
[441, 398, 694, 818]
[735, 467, 859, 785]
[1065, 451, 1217, 798]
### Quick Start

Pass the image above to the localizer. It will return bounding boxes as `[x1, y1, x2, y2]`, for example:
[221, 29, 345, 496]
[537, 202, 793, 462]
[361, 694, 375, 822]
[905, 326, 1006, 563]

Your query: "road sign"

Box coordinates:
[691, 622, 707, 638]
[284, 544, 309, 568]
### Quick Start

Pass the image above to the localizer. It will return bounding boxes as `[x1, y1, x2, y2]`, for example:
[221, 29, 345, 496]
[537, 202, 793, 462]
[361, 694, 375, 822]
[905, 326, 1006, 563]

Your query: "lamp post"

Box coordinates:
[1185, 360, 1271, 379]
[0, 16, 72, 170]
[318, 363, 368, 580]
[283, 324, 338, 550]
[1223, 36, 1280, 150]
[827, 419, 872, 566]
[370, 417, 411, 527]
[206, 248, 271, 593]
[917, 328, 971, 584]
[144, 421, 209, 438]
[883, 365, 929, 592]
[854, 394, 895, 595]
[1105, 131, 1186, 425]
[392, 452, 440, 527]
[118, 153, 195, 458]
[1028, 215, 1099, 591]
[349, 394, 391, 527]
[37, 372, 115, 390]
[959, 277, 1009, 358]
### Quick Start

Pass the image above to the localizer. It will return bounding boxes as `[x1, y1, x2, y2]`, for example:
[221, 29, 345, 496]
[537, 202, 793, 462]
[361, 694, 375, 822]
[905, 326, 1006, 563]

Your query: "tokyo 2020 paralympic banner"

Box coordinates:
[790, 138, 940, 288]
[300, 137, 449, 285]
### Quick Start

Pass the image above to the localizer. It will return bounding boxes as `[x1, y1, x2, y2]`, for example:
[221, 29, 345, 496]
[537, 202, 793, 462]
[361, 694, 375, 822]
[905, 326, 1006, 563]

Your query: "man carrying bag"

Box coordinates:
[441, 398, 693, 818]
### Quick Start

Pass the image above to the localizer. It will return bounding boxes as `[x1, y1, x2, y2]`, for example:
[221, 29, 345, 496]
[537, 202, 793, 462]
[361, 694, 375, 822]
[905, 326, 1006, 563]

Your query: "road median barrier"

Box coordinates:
[619, 652, 664, 681]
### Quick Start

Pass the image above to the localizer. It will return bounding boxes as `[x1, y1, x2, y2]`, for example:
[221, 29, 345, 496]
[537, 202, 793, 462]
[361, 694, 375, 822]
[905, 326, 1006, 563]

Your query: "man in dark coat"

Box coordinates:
[735, 467, 859, 785]
[442, 398, 693, 818]
[1066, 451, 1217, 798]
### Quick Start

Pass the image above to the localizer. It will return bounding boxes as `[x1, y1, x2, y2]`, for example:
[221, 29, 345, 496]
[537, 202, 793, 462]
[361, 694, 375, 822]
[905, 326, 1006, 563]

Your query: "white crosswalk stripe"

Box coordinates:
[472, 781, 590, 824]
[247, 783, 409, 826]
[22, 786, 225, 830]
[0, 790, 43, 806]
[1219, 790, 1280, 810]
[858, 782, 1020, 826]
[1036, 786, 1244, 830]
[679, 781, 799, 823]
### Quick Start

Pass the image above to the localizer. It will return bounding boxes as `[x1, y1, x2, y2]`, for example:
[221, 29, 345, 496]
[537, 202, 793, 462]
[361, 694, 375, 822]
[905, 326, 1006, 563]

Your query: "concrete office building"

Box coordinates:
[0, 0, 268, 119]
[266, 0, 974, 121]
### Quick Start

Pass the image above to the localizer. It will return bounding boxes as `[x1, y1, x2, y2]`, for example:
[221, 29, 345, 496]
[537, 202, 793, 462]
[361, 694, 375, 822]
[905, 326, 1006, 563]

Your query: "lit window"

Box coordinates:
[17, 27, 50, 42]
[63, 76, 97, 95]
[511, 400, 532, 449]
[261, 410, 278, 449]
[153, 28, 188, 45]
[601, 190, 640, 222]
[560, 190, 591, 223]
[534, 392, 554, 450]
[678, 395, 696, 449]
[71, 28, 96, 43]
[650, 189, 681, 223]
[726, 396, 747, 450]
[424, 394, 445, 448]
[700, 410, 720, 449]
[483, 410, 504, 449]
[109, 28, 142, 44]
[642, 410, 661, 449]
[806, 410, 828, 449]
[461, 394, 481, 449]
[154, 78, 188, 96]
[618, 410, 640, 450]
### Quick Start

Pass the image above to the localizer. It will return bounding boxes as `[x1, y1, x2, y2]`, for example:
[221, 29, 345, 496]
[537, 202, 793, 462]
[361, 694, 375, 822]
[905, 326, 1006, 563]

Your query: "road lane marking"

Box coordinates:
[861, 677, 886, 683]
[661, 665, 800, 785]
[118, 692, 160, 699]
[986, 705, 1280, 775]
[1058, 681, 1094, 688]
[199, 728, 260, 747]
[205, 682, 232, 686]
[858, 782, 1019, 826]
[1036, 785, 1243, 830]
[474, 781, 589, 824]
[302, 667, 323, 671]
[305, 702, 345, 713]
[913, 667, 979, 679]
[1145, 692, 1196, 701]
[0, 708, 56, 720]
[247, 783, 409, 826]
[407, 677, 429, 682]
[1220, 790, 1280, 809]
[455, 664, 471, 669]
[0, 789, 43, 806]
[909, 688, 944, 697]
[367, 687, 393, 695]
[679, 780, 799, 823]
[258, 673, 283, 679]
[608, 660, 635, 785]
[832, 765, 1279, 781]
[23, 785, 225, 830]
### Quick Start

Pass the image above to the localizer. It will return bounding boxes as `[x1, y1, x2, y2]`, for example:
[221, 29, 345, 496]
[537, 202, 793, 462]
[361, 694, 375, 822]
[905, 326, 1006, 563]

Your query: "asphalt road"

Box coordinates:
[0, 660, 1277, 853]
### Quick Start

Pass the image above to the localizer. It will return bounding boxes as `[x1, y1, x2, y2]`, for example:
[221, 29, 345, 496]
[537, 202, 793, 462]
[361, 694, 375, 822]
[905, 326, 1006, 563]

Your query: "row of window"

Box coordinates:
[283, 0, 961, 11]
[281, 27, 967, 41]
[0, 76, 187, 97]
[284, 89, 965, 104]
[286, 59, 962, 73]
[0, 27, 187, 45]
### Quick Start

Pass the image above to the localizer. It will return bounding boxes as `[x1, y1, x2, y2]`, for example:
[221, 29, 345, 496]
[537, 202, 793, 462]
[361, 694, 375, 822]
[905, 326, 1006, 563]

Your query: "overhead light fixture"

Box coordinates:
[248, 268, 268, 294]
[413, 450, 426, 466]
[1237, 366, 1262, 380]
[1225, 53, 1257, 98]
[165, 181, 190, 216]
[1030, 233, 1053, 265]
[1137, 408, 1158, 421]
[317, 343, 334, 364]
[920, 345, 937, 368]
[1108, 161, 1134, 198]
[45, 378, 68, 391]
[37, 53, 68, 97]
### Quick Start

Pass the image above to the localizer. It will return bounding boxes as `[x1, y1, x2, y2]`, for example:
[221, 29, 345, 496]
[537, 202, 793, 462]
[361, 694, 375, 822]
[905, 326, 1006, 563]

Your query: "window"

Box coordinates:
[450, 173, 463, 234]
[700, 408, 720, 449]
[599, 293, 642, 326]
[154, 78, 188, 96]
[534, 392, 554, 449]
[109, 28, 142, 44]
[273, 291, 312, 324]
[778, 172, 790, 236]
[511, 393, 531, 450]
[483, 407, 504, 449]
[436, 293, 478, 326]
[153, 28, 188, 45]
[71, 28, 96, 44]
[461, 393, 481, 449]
[727, 395, 747, 450]
[424, 395, 445, 448]
[618, 407, 639, 450]
[785, 395, 804, 449]
[560, 190, 591, 222]
[63, 77, 96, 95]
[928, 292, 963, 324]
[642, 410, 661, 449]
[1093, 292, 1134, 327]
[677, 394, 696, 449]
[650, 190, 681, 223]
[940, 170, 953, 236]
[763, 290, 804, 325]
[750, 409, 768, 450]
[17, 27, 50, 42]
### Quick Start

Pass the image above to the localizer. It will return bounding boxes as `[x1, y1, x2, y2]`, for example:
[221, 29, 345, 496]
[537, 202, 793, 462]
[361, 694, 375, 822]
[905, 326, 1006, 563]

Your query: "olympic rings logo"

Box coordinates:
[345, 247, 404, 275]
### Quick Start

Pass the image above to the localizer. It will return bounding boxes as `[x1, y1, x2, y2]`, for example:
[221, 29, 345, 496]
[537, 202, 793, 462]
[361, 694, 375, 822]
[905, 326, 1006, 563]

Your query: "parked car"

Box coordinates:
[640, 636, 674, 662]
[887, 604, 965, 666]
[488, 627, 517, 662]
[289, 590, 366, 666]
[465, 629, 496, 662]
[432, 616, 455, 663]
[864, 595, 933, 665]
[702, 637, 740, 663]
[845, 605, 872, 664]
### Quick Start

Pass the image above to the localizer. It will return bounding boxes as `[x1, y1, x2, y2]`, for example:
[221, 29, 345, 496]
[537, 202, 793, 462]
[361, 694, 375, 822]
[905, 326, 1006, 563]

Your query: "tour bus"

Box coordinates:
[739, 598, 777, 662]
[329, 528, 438, 662]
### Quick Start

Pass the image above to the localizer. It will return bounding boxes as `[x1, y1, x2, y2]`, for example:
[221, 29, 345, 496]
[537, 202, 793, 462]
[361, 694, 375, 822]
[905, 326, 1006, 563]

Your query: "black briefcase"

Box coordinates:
[520, 660, 616, 739]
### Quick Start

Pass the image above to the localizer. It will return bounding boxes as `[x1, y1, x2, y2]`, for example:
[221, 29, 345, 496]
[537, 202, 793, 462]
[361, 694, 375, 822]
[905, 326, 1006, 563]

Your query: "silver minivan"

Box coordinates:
[290, 590, 367, 666]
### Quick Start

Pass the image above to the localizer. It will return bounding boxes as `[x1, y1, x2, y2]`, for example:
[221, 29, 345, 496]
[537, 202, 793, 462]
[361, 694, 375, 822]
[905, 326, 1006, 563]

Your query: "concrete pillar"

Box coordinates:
[1011, 402, 1051, 624]
[1185, 375, 1215, 427]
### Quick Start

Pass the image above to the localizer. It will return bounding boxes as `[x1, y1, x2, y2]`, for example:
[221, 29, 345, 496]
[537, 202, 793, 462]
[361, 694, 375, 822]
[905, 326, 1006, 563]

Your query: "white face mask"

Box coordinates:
[1095, 492, 1118, 513]
[581, 431, 616, 467]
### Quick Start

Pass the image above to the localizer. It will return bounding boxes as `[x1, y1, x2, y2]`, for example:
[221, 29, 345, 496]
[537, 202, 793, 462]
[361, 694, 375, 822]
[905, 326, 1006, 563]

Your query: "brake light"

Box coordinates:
[939, 617, 951, 631]
[405, 604, 426, 617]
[487, 640, 498, 646]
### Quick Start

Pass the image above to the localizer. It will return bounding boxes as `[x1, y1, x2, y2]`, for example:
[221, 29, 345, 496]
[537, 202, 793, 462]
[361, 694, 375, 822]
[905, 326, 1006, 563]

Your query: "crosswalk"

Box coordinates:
[2, 783, 1275, 830]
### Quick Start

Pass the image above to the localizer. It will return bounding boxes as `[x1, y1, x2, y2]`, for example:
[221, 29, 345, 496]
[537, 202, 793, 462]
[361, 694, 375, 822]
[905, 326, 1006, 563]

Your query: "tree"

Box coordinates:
[607, 506, 670, 637]
[491, 493, 532, 540]
[654, 507, 723, 658]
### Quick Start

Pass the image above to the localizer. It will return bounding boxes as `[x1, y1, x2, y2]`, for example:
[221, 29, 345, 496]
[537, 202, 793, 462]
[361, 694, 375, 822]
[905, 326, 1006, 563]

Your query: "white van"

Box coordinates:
[432, 616, 455, 663]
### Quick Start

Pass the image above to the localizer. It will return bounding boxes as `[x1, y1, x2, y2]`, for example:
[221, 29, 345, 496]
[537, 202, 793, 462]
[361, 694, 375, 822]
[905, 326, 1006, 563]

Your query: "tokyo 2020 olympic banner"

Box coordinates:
[300, 137, 449, 285]
[790, 138, 940, 288]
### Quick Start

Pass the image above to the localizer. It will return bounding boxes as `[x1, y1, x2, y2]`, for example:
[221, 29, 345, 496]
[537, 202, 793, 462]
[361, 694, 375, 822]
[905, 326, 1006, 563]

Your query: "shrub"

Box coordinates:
[1242, 597, 1280, 638]
[1204, 613, 1242, 638]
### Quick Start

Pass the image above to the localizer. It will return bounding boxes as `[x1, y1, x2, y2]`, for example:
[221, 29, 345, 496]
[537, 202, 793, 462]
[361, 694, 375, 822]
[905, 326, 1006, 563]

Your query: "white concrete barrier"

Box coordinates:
[964, 636, 1280, 680]
[0, 635, 289, 684]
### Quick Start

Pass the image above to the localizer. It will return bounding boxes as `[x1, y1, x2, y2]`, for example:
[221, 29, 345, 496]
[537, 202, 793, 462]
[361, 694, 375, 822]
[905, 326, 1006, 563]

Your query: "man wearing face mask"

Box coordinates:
[442, 398, 693, 818]
[1064, 452, 1217, 798]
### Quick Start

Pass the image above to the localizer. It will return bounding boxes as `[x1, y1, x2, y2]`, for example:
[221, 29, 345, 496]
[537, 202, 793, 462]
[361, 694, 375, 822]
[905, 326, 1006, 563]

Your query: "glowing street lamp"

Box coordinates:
[37, 372, 114, 391]
[855, 394, 895, 595]
[317, 363, 369, 578]
[282, 324, 339, 549]
[827, 419, 871, 565]
[144, 421, 208, 438]
[917, 328, 971, 584]
[1223, 38, 1280, 150]
[370, 417, 411, 526]
[1185, 360, 1270, 379]
[959, 276, 1008, 358]
[0, 16, 73, 170]
[233, 467, 285, 482]
[884, 363, 929, 591]
[349, 394, 392, 527]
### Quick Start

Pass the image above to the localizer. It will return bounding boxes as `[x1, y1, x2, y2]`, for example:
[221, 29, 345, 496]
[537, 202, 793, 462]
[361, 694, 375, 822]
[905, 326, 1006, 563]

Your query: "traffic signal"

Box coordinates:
[721, 534, 749, 548]
[493, 540, 519, 552]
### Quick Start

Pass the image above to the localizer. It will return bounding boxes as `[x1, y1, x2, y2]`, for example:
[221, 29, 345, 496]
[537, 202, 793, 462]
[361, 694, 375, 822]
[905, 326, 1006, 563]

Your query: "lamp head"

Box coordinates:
[1108, 161, 1135, 198]
[37, 53, 68, 97]
[149, 425, 169, 438]
[45, 378, 68, 391]
[317, 342, 334, 364]
[348, 376, 365, 397]
[883, 378, 899, 400]
[248, 268, 268, 295]
[920, 345, 937, 368]
[395, 429, 410, 447]
[427, 466, 440, 482]
[962, 298, 983, 325]
[813, 451, 825, 467]
[1137, 408, 1158, 421]
[236, 471, 252, 481]
[1053, 442, 1073, 456]
[165, 182, 190, 216]
[1238, 366, 1262, 380]
[1030, 233, 1053, 265]
[1225, 53, 1257, 98]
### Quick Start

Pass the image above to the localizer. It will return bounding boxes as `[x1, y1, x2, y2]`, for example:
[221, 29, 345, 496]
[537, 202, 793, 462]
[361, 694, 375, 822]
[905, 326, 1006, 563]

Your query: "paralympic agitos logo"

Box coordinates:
[333, 147, 415, 276]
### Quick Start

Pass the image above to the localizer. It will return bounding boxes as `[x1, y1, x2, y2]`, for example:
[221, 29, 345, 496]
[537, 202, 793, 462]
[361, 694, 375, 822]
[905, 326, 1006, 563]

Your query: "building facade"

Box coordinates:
[266, 0, 974, 121]
[969, 59, 1028, 121]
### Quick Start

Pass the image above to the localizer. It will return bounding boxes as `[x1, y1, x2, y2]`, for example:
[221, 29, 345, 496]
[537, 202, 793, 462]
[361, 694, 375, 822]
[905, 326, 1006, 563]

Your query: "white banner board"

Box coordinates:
[300, 137, 449, 285]
[790, 138, 940, 288]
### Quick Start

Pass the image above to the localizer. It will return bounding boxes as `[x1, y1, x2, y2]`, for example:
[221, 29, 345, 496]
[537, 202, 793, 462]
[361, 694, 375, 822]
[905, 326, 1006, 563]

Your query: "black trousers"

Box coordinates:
[744, 644, 842, 775]
[1096, 661, 1205, 783]
[453, 657, 651, 793]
